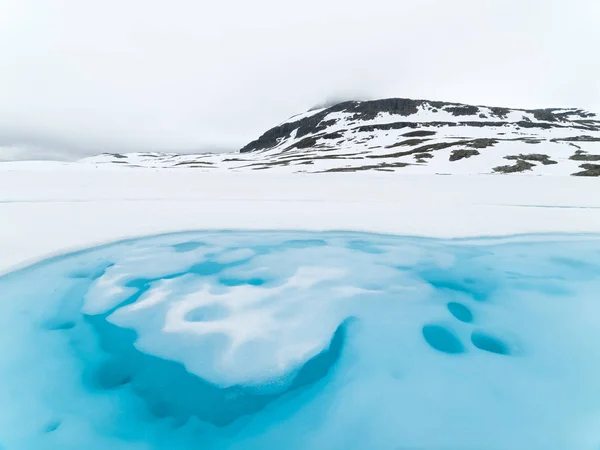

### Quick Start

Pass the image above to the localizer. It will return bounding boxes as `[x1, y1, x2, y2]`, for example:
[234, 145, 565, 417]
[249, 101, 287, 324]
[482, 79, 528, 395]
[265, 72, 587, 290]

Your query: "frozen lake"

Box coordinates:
[2, 230, 600, 450]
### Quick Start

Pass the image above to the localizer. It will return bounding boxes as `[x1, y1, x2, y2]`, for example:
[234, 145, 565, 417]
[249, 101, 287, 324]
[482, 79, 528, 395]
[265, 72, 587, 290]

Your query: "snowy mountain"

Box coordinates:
[81, 98, 600, 175]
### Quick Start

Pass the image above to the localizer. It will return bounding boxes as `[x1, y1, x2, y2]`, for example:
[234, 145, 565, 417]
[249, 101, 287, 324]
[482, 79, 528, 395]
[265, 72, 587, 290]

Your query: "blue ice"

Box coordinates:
[1, 231, 600, 450]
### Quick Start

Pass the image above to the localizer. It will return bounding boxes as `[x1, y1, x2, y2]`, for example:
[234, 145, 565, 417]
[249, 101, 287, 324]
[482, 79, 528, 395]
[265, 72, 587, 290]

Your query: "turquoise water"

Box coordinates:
[1, 231, 600, 449]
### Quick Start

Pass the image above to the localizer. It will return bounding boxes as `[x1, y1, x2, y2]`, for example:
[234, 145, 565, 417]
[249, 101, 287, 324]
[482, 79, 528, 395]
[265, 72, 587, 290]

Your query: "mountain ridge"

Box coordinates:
[79, 97, 600, 176]
[240, 98, 598, 153]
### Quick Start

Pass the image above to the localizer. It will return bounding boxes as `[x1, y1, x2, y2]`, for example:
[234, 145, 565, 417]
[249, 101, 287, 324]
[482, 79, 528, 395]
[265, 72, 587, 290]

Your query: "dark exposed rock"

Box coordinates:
[174, 161, 214, 166]
[369, 138, 496, 160]
[449, 149, 480, 161]
[532, 109, 557, 122]
[240, 122, 303, 153]
[344, 98, 421, 120]
[569, 150, 600, 161]
[356, 122, 416, 133]
[489, 107, 510, 119]
[505, 154, 558, 165]
[297, 119, 335, 139]
[283, 154, 358, 162]
[493, 160, 536, 173]
[573, 119, 600, 130]
[468, 138, 498, 149]
[354, 120, 569, 134]
[514, 121, 554, 130]
[572, 163, 600, 177]
[240, 153, 362, 169]
[402, 130, 437, 137]
[369, 141, 457, 159]
[444, 105, 479, 116]
[320, 162, 410, 172]
[386, 138, 430, 149]
[287, 136, 318, 150]
[552, 135, 600, 142]
[321, 131, 344, 140]
[414, 152, 434, 159]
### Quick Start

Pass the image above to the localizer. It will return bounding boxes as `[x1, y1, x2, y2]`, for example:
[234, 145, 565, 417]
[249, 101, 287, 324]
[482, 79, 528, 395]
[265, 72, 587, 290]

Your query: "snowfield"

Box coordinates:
[1, 163, 599, 274]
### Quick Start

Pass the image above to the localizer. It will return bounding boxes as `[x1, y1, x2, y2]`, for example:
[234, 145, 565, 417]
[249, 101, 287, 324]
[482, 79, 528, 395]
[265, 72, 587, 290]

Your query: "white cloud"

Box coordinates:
[0, 0, 599, 160]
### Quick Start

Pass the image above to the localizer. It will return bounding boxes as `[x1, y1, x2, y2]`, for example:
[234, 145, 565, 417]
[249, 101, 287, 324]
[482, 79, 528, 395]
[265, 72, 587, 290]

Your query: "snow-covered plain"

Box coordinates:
[1, 163, 600, 274]
[1, 164, 600, 450]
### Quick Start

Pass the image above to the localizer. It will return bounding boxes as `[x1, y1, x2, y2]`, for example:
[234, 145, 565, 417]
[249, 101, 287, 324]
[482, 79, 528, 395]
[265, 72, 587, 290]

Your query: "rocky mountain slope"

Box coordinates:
[81, 98, 600, 175]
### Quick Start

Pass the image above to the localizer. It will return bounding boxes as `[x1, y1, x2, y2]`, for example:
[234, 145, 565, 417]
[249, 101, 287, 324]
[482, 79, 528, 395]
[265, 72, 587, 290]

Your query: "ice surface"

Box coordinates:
[1, 230, 600, 449]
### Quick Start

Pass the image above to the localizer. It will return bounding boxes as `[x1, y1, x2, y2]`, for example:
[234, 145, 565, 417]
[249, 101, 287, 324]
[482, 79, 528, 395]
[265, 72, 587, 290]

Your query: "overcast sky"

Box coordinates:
[1, 0, 599, 160]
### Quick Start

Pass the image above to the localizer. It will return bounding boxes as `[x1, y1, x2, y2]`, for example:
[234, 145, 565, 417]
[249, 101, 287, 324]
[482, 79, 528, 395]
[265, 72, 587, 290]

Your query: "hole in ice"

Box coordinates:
[93, 360, 133, 389]
[422, 324, 465, 354]
[447, 302, 473, 323]
[419, 268, 495, 302]
[43, 421, 61, 433]
[44, 320, 76, 331]
[471, 331, 510, 355]
[185, 304, 229, 322]
[189, 261, 241, 276]
[219, 277, 266, 287]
